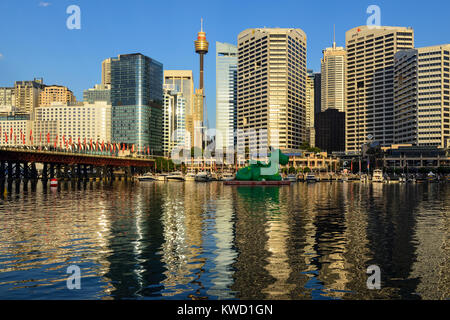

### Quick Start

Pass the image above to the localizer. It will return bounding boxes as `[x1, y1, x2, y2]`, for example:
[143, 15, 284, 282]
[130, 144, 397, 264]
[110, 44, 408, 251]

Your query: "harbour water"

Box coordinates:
[0, 181, 448, 300]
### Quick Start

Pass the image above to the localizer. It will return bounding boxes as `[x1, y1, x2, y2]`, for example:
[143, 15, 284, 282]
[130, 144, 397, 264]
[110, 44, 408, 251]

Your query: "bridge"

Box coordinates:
[0, 146, 157, 191]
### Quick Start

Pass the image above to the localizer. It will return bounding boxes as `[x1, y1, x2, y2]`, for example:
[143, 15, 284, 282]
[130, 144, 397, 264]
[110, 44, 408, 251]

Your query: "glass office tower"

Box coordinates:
[110, 53, 163, 154]
[216, 42, 238, 151]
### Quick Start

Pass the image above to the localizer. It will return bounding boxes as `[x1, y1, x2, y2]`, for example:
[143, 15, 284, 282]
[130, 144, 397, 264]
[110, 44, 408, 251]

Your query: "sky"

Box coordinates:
[0, 0, 449, 128]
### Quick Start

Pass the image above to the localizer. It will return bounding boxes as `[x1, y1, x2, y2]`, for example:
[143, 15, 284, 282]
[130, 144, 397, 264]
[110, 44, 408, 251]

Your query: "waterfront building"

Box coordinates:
[14, 78, 45, 114]
[237, 28, 308, 153]
[33, 101, 111, 146]
[394, 45, 450, 149]
[216, 42, 238, 152]
[110, 53, 163, 154]
[315, 108, 346, 153]
[321, 39, 346, 113]
[379, 144, 450, 169]
[83, 84, 111, 104]
[0, 87, 15, 107]
[283, 151, 340, 171]
[306, 70, 316, 146]
[345, 26, 414, 153]
[102, 58, 112, 86]
[39, 85, 76, 107]
[0, 113, 32, 146]
[163, 84, 187, 156]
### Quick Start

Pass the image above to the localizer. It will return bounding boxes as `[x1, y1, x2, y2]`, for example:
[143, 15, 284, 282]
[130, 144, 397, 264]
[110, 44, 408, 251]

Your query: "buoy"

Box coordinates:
[50, 178, 58, 188]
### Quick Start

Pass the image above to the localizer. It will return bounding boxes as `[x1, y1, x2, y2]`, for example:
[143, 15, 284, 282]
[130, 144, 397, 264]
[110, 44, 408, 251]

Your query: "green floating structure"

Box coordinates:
[236, 149, 289, 181]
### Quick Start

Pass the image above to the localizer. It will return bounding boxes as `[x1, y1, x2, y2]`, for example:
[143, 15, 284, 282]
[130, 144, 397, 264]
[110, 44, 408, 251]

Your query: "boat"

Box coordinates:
[195, 171, 212, 182]
[166, 171, 185, 181]
[221, 172, 235, 181]
[286, 174, 298, 182]
[372, 169, 384, 183]
[137, 172, 157, 182]
[360, 174, 369, 183]
[185, 171, 196, 181]
[305, 173, 318, 183]
[427, 172, 438, 183]
[155, 173, 168, 181]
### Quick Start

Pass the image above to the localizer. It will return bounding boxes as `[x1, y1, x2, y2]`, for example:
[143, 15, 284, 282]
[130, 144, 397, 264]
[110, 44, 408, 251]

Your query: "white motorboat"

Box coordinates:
[372, 169, 384, 183]
[195, 172, 211, 182]
[155, 173, 168, 181]
[137, 172, 157, 182]
[185, 172, 196, 181]
[221, 172, 235, 181]
[286, 174, 298, 182]
[360, 174, 369, 183]
[166, 171, 185, 181]
[305, 173, 318, 183]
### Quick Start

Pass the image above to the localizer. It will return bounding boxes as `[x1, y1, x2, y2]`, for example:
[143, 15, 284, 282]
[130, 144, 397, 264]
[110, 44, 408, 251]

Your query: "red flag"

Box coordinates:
[5, 132, 8, 143]
[30, 129, 32, 141]
[69, 136, 72, 146]
[39, 132, 42, 144]
[10, 127, 12, 140]
[47, 132, 50, 144]
[131, 144, 134, 153]
[54, 135, 58, 148]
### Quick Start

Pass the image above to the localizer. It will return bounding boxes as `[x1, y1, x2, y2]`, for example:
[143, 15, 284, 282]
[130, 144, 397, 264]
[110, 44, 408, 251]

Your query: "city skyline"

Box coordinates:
[1, 0, 450, 128]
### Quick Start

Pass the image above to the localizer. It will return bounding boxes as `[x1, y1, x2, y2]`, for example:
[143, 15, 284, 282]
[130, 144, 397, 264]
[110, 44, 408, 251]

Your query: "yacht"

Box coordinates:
[372, 169, 384, 183]
[185, 172, 196, 181]
[166, 171, 185, 181]
[221, 172, 235, 181]
[305, 173, 318, 183]
[155, 173, 168, 181]
[360, 174, 369, 183]
[427, 172, 437, 183]
[195, 172, 211, 182]
[136, 172, 157, 182]
[286, 174, 298, 182]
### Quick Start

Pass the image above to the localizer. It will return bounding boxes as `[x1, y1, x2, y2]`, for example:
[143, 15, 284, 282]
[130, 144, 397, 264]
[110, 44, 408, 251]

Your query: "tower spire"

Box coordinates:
[201, 17, 203, 32]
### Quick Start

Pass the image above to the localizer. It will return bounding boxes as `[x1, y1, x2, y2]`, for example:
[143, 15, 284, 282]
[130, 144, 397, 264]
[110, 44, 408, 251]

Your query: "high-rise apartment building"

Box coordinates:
[315, 108, 346, 153]
[83, 84, 111, 104]
[306, 70, 315, 146]
[216, 42, 238, 151]
[313, 73, 322, 114]
[39, 85, 76, 107]
[237, 28, 307, 152]
[102, 58, 112, 86]
[345, 26, 414, 153]
[110, 53, 163, 153]
[163, 84, 187, 155]
[321, 42, 346, 112]
[0, 87, 15, 106]
[14, 78, 45, 114]
[394, 45, 450, 148]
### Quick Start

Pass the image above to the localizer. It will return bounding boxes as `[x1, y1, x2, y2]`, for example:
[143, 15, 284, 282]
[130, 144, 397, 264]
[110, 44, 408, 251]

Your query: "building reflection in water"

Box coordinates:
[0, 180, 448, 300]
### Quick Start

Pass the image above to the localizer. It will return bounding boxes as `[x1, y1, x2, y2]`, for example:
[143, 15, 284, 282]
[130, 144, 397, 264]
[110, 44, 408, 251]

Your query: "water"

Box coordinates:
[0, 181, 448, 300]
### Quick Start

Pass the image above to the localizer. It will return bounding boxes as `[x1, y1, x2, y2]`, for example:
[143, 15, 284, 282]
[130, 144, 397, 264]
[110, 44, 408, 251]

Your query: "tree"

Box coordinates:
[303, 167, 311, 173]
[288, 166, 296, 174]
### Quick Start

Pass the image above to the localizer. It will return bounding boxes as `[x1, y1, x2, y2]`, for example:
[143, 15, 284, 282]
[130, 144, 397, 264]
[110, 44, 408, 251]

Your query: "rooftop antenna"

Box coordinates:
[333, 24, 336, 49]
[201, 17, 203, 32]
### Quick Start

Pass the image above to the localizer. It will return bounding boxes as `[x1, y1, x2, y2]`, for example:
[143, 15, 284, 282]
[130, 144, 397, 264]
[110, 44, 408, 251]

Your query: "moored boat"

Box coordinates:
[221, 172, 235, 181]
[185, 172, 196, 181]
[166, 171, 185, 181]
[286, 174, 298, 182]
[137, 172, 157, 181]
[305, 173, 318, 183]
[372, 169, 385, 183]
[195, 172, 211, 182]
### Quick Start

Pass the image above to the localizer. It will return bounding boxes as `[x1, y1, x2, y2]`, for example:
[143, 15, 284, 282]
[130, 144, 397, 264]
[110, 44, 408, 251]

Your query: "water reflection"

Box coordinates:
[0, 181, 448, 300]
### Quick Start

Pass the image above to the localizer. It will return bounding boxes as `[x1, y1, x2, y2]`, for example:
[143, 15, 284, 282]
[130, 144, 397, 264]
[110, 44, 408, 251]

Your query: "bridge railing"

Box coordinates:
[0, 145, 156, 160]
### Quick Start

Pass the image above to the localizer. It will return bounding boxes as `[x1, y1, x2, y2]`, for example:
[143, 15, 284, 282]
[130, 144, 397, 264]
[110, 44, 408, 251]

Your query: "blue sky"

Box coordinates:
[0, 0, 449, 127]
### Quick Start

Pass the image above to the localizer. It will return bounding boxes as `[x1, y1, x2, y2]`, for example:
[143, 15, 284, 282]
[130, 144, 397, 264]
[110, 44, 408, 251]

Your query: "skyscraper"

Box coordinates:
[321, 37, 346, 112]
[83, 84, 111, 104]
[394, 45, 450, 148]
[163, 84, 187, 156]
[237, 28, 307, 152]
[110, 53, 163, 154]
[306, 70, 315, 146]
[216, 41, 238, 151]
[313, 73, 322, 114]
[345, 26, 414, 153]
